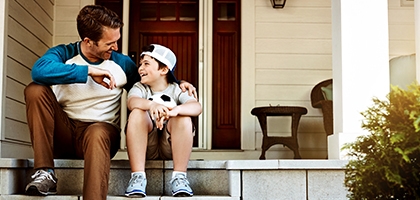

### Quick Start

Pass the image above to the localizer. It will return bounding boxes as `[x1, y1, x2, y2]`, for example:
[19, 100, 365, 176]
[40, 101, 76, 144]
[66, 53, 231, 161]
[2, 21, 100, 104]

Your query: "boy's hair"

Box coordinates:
[77, 5, 123, 43]
[140, 44, 178, 83]
[140, 45, 167, 70]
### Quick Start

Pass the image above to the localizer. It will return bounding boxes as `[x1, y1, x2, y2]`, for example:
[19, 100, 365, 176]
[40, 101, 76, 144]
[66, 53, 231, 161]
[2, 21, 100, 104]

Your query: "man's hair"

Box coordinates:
[77, 5, 123, 43]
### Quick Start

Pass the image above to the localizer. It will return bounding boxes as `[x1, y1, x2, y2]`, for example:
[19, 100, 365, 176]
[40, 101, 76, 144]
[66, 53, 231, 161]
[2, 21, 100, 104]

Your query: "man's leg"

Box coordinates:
[24, 82, 76, 195]
[75, 122, 120, 200]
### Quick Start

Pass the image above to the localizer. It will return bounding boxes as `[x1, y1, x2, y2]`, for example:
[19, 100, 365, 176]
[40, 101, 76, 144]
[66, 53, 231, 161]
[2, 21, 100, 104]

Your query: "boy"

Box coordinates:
[125, 44, 202, 197]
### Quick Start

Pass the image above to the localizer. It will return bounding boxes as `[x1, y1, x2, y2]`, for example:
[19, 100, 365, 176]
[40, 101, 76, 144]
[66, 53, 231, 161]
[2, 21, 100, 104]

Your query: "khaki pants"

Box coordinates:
[24, 82, 121, 200]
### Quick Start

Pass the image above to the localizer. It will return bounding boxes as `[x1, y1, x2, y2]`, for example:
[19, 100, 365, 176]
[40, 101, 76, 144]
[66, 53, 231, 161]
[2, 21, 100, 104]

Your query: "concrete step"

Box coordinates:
[0, 158, 350, 200]
[1, 195, 238, 200]
[22, 159, 232, 197]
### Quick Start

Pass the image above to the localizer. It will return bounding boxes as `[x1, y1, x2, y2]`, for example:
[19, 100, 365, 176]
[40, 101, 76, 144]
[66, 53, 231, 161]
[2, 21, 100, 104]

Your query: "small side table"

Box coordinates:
[251, 106, 308, 159]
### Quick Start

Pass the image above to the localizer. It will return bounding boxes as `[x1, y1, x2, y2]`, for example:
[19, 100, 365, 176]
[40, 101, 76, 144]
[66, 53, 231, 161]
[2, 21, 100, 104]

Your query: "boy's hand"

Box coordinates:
[149, 102, 170, 130]
[179, 80, 197, 99]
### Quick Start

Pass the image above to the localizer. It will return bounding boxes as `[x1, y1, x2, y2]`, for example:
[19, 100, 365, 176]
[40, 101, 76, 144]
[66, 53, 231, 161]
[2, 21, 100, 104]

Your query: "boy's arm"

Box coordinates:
[127, 96, 153, 111]
[168, 99, 202, 117]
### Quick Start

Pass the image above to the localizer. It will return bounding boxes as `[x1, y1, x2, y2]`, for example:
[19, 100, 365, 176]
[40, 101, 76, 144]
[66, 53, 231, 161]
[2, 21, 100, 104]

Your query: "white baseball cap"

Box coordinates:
[141, 44, 177, 83]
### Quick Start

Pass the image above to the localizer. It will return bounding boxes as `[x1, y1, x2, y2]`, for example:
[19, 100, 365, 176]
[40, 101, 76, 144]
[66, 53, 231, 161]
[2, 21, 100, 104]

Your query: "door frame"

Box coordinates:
[120, 0, 211, 149]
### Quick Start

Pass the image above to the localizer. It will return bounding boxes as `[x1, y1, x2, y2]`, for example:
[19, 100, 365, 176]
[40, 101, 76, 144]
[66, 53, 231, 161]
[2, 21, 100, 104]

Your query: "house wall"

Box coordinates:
[1, 0, 54, 158]
[248, 0, 415, 159]
[0, 0, 414, 159]
[54, 0, 93, 46]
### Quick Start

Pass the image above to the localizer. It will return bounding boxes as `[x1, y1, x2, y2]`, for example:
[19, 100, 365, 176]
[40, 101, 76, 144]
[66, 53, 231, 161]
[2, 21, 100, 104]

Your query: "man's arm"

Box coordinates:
[32, 43, 89, 85]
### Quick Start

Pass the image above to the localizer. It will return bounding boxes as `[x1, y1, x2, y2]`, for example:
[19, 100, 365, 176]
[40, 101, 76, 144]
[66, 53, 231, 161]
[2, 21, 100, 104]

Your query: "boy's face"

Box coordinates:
[139, 55, 166, 84]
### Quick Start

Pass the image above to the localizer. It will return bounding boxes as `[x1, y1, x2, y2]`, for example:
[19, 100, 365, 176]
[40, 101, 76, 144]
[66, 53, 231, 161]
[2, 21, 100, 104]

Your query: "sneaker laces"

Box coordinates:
[170, 175, 190, 187]
[31, 170, 56, 184]
[129, 174, 145, 187]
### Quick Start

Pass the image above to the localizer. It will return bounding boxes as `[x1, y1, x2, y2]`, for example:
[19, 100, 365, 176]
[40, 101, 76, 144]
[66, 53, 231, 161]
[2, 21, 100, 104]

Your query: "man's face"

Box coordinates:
[87, 27, 120, 62]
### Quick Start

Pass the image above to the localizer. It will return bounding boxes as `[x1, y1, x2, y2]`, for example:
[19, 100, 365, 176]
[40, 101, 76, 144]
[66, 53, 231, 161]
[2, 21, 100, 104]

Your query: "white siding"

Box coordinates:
[252, 0, 332, 158]
[3, 0, 54, 158]
[388, 0, 415, 58]
[54, 0, 94, 46]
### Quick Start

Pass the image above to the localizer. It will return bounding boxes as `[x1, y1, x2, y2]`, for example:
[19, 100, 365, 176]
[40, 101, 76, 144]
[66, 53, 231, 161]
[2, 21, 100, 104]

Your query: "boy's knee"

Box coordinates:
[128, 109, 148, 120]
[172, 116, 192, 124]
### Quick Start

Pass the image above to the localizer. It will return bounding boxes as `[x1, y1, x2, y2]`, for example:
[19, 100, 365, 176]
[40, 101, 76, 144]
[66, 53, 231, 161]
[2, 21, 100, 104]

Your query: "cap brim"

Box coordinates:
[168, 66, 178, 83]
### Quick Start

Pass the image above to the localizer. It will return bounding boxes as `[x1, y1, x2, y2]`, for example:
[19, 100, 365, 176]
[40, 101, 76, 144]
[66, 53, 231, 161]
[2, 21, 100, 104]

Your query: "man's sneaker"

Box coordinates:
[25, 169, 57, 195]
[170, 173, 193, 197]
[125, 174, 147, 197]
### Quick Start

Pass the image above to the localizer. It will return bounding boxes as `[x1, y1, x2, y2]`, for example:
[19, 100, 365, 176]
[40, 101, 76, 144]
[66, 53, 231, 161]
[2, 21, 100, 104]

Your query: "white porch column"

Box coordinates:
[416, 0, 420, 80]
[329, 0, 390, 159]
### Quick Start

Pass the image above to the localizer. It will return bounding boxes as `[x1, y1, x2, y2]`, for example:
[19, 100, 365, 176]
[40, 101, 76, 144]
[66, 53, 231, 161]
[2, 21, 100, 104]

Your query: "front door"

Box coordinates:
[129, 0, 199, 146]
[127, 0, 241, 149]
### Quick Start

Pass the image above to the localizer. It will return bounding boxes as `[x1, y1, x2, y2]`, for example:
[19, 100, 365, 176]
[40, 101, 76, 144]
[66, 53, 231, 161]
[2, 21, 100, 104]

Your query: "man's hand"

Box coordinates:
[88, 66, 116, 89]
[179, 80, 197, 99]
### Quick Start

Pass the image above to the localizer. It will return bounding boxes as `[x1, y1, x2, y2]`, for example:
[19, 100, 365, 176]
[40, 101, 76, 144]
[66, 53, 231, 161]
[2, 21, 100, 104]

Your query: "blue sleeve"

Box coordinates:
[31, 43, 88, 85]
[110, 52, 140, 91]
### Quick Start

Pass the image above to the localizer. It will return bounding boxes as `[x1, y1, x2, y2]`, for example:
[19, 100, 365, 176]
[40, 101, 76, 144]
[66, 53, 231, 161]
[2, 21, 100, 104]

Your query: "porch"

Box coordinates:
[0, 158, 348, 200]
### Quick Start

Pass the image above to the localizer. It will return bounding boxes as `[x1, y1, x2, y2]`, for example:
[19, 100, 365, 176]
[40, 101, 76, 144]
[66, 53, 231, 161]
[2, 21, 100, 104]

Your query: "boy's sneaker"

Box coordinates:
[170, 173, 193, 197]
[25, 169, 57, 195]
[125, 174, 147, 197]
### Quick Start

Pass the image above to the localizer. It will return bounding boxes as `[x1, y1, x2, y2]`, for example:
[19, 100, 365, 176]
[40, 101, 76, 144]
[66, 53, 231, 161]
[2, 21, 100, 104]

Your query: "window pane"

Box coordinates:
[180, 3, 196, 21]
[140, 3, 157, 21]
[160, 3, 176, 21]
[218, 3, 236, 21]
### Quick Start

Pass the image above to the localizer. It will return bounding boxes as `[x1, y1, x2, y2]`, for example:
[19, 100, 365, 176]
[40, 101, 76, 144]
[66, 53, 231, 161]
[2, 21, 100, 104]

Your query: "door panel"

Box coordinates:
[212, 0, 241, 149]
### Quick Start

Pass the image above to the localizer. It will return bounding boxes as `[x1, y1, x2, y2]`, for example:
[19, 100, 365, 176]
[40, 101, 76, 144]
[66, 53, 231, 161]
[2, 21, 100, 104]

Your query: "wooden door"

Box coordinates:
[129, 0, 199, 146]
[212, 0, 241, 149]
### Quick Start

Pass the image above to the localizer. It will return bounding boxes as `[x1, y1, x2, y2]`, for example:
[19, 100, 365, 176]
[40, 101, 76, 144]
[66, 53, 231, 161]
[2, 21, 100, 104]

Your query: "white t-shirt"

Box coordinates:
[128, 82, 195, 107]
[52, 55, 127, 127]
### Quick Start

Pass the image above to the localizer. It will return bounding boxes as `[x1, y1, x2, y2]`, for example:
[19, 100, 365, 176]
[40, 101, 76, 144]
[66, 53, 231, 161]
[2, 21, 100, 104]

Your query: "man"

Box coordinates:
[24, 5, 195, 200]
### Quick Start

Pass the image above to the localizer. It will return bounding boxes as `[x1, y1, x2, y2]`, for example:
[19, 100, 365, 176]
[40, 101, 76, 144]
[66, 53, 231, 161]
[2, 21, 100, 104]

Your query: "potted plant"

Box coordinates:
[343, 84, 420, 199]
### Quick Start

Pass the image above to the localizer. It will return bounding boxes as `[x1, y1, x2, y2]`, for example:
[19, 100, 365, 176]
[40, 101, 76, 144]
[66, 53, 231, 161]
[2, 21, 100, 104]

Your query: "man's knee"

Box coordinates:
[24, 82, 51, 100]
[83, 123, 120, 155]
[84, 123, 120, 143]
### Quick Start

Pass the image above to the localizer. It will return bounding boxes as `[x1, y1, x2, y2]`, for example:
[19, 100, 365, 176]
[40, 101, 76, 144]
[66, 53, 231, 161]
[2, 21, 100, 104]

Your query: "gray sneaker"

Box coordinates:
[170, 173, 193, 197]
[25, 169, 57, 195]
[125, 174, 147, 197]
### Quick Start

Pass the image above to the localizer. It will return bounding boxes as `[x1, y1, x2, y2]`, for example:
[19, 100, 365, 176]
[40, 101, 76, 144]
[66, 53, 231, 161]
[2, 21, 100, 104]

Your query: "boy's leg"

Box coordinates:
[165, 116, 194, 197]
[125, 109, 154, 197]
[165, 116, 194, 172]
[126, 109, 154, 172]
[75, 122, 120, 200]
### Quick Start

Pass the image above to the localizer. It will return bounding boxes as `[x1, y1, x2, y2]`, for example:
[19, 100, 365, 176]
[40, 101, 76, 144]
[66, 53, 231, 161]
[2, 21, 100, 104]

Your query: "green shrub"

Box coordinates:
[343, 84, 420, 199]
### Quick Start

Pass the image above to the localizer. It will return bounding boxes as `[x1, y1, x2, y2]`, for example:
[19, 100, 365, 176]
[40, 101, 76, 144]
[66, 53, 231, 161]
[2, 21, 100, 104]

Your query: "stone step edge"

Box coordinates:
[0, 158, 349, 170]
[1, 194, 239, 200]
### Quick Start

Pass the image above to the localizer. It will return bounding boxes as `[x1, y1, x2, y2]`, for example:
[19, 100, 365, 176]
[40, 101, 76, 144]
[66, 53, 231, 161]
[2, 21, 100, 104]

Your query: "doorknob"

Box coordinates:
[129, 51, 137, 64]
